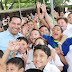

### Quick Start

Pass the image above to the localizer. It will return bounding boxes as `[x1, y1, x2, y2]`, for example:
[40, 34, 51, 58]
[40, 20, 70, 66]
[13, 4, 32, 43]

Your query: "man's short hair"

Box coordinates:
[10, 16, 22, 22]
[6, 57, 25, 69]
[34, 45, 51, 57]
[57, 17, 68, 23]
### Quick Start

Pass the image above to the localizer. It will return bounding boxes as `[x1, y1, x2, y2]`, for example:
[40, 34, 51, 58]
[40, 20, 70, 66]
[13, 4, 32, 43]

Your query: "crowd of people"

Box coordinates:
[0, 2, 72, 72]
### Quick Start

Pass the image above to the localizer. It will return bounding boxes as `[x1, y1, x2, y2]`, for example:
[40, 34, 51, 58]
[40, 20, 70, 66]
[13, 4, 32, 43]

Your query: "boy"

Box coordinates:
[33, 44, 60, 72]
[43, 25, 72, 72]
[6, 57, 24, 72]
[0, 40, 25, 72]
[39, 25, 50, 36]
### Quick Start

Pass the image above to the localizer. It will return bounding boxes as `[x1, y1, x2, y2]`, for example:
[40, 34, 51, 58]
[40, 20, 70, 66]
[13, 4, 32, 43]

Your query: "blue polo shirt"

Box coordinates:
[0, 29, 23, 53]
[43, 34, 72, 69]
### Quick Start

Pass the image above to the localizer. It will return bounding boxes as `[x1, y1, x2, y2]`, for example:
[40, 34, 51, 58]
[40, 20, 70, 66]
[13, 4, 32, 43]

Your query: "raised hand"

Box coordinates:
[40, 4, 46, 13]
[37, 2, 41, 8]
[22, 53, 29, 63]
[8, 40, 20, 52]
[51, 10, 59, 18]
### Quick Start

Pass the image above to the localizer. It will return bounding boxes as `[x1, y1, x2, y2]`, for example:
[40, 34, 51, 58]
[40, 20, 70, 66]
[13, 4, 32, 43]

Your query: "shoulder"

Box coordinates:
[0, 30, 8, 38]
[43, 34, 53, 40]
[44, 62, 60, 72]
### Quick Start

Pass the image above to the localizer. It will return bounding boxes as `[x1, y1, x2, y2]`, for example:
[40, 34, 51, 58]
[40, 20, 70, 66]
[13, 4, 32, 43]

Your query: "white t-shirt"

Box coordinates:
[63, 29, 72, 38]
[66, 23, 72, 30]
[65, 49, 72, 72]
[64, 12, 71, 18]
[43, 62, 60, 72]
[15, 49, 33, 63]
[48, 44, 64, 66]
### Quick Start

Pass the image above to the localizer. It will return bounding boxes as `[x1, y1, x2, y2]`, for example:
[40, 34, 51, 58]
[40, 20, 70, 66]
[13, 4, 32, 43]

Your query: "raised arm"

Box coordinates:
[42, 4, 54, 30]
[51, 10, 59, 19]
[37, 2, 49, 28]
[2, 40, 20, 64]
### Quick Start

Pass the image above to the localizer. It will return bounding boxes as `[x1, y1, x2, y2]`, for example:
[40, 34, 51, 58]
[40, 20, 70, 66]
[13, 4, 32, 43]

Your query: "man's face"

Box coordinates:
[68, 14, 72, 24]
[33, 49, 48, 70]
[57, 19, 68, 31]
[9, 17, 21, 37]
[7, 63, 21, 72]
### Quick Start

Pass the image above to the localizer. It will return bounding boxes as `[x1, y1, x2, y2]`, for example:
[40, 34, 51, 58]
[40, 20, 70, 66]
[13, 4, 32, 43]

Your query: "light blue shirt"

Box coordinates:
[0, 29, 23, 53]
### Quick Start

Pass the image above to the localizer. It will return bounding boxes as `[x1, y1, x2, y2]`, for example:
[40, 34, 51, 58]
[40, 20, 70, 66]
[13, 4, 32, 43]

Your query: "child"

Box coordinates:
[43, 25, 72, 72]
[6, 57, 24, 72]
[39, 25, 50, 36]
[12, 37, 33, 65]
[34, 37, 63, 71]
[0, 40, 25, 72]
[29, 29, 41, 48]
[33, 44, 60, 72]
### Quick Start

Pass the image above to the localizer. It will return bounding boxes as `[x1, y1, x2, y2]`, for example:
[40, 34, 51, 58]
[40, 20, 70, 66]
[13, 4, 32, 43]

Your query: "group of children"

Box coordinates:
[0, 2, 72, 72]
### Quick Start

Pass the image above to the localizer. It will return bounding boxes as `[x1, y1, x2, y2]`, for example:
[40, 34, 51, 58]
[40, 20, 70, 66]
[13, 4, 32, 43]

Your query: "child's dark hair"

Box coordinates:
[39, 25, 50, 32]
[17, 37, 28, 44]
[34, 37, 48, 46]
[34, 45, 51, 57]
[25, 69, 43, 72]
[53, 25, 63, 33]
[31, 28, 41, 36]
[6, 57, 25, 69]
[0, 50, 4, 58]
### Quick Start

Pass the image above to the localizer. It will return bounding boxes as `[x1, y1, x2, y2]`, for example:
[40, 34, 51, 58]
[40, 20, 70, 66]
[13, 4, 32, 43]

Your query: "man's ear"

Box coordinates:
[19, 68, 24, 72]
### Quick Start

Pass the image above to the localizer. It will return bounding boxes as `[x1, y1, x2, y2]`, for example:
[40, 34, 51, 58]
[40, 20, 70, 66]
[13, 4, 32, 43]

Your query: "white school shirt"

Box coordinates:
[65, 49, 72, 72]
[15, 49, 33, 63]
[48, 44, 64, 67]
[66, 23, 72, 30]
[43, 62, 60, 72]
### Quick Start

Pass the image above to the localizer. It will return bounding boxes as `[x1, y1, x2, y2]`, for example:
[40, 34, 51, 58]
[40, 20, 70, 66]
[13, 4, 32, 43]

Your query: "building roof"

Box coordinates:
[0, 6, 36, 14]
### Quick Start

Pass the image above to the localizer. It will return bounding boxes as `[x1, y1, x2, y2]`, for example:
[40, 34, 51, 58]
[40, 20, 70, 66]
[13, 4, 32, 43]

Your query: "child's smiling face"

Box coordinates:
[6, 63, 20, 72]
[30, 30, 40, 43]
[33, 49, 49, 70]
[19, 40, 28, 54]
[52, 25, 63, 41]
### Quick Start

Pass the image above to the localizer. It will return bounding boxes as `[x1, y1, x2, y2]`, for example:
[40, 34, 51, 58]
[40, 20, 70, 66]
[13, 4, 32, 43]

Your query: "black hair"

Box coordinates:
[17, 37, 28, 44]
[53, 25, 63, 33]
[6, 57, 25, 69]
[10, 16, 22, 22]
[34, 37, 48, 46]
[39, 25, 50, 31]
[25, 69, 43, 72]
[31, 28, 41, 36]
[0, 50, 4, 58]
[34, 45, 51, 57]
